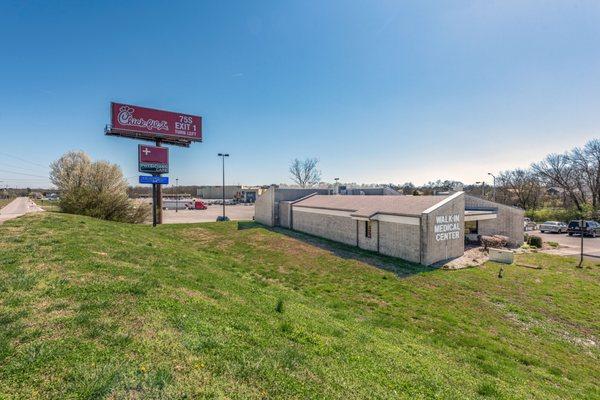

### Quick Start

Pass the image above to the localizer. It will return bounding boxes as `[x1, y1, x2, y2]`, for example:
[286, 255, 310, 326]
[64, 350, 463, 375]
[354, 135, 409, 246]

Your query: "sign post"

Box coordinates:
[105, 102, 202, 226]
[579, 218, 584, 268]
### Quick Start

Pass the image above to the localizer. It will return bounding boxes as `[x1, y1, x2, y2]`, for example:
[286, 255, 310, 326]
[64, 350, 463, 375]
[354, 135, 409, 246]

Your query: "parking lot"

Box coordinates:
[162, 204, 255, 224]
[530, 229, 600, 259]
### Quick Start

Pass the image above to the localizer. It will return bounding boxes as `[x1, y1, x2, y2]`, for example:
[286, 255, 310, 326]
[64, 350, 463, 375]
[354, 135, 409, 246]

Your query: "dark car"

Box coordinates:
[567, 220, 600, 237]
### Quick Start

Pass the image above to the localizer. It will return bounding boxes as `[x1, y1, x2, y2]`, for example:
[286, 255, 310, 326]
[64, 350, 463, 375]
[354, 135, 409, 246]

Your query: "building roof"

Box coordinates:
[293, 194, 454, 218]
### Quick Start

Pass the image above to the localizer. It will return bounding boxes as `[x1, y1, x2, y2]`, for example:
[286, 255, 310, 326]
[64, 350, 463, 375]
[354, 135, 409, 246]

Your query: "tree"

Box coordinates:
[50, 151, 149, 223]
[289, 158, 321, 188]
[496, 169, 542, 210]
[532, 153, 587, 211]
[571, 139, 600, 209]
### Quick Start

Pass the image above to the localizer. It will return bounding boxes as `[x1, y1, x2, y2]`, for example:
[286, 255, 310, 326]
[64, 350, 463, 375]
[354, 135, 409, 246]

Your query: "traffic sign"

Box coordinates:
[139, 175, 169, 185]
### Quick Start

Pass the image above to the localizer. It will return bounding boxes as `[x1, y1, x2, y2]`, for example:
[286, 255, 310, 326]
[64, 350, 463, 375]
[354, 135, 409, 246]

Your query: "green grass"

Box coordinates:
[0, 213, 598, 399]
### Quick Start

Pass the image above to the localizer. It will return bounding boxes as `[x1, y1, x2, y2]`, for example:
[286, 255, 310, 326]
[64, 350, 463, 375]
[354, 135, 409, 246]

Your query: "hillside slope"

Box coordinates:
[0, 213, 598, 399]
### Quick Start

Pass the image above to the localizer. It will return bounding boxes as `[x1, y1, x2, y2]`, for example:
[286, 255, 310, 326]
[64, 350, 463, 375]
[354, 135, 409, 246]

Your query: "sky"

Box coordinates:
[1, 0, 599, 189]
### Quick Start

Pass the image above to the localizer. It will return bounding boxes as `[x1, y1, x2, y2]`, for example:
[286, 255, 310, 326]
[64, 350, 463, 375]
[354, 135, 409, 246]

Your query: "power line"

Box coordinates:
[0, 161, 47, 174]
[0, 152, 48, 168]
[0, 169, 48, 178]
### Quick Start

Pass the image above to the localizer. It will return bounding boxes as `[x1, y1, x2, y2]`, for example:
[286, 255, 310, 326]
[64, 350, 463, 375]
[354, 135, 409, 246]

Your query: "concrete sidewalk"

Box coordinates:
[0, 197, 44, 224]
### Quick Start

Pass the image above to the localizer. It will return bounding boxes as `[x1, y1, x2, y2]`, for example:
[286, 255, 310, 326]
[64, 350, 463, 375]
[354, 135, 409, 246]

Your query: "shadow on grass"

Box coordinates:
[237, 221, 435, 278]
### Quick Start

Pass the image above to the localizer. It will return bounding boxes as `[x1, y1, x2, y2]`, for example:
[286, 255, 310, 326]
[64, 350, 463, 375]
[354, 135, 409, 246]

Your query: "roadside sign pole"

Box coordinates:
[152, 183, 157, 227]
[579, 218, 584, 268]
[155, 139, 163, 224]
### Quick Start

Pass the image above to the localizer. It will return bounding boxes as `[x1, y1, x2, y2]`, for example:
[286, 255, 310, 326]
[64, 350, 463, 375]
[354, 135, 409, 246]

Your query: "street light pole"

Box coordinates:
[488, 172, 496, 202]
[218, 153, 229, 220]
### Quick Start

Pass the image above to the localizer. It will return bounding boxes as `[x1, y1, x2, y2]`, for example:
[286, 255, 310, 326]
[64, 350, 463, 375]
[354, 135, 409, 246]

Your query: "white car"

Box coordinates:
[539, 221, 567, 233]
[524, 217, 537, 231]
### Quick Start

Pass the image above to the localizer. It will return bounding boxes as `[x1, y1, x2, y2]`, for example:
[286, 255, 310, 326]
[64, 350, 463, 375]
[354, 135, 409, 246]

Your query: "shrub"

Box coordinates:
[525, 208, 580, 223]
[480, 235, 508, 250]
[528, 235, 543, 248]
[50, 151, 150, 223]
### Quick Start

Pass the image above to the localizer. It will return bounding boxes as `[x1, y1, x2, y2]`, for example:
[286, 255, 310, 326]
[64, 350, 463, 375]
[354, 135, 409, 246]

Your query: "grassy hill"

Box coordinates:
[0, 213, 598, 399]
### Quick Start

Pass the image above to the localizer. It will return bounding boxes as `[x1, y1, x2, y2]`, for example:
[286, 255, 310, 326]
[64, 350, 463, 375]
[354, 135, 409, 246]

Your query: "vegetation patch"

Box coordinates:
[0, 213, 598, 399]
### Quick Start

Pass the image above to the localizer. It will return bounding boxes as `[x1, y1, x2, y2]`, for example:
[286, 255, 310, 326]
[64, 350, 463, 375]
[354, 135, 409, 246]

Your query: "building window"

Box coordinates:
[365, 221, 372, 238]
[465, 220, 478, 234]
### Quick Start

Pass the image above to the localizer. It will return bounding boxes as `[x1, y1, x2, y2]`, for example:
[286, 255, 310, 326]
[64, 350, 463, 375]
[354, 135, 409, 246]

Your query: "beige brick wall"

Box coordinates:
[378, 221, 421, 263]
[357, 220, 378, 252]
[465, 195, 524, 245]
[279, 202, 292, 229]
[421, 194, 465, 265]
[254, 187, 275, 226]
[292, 210, 357, 246]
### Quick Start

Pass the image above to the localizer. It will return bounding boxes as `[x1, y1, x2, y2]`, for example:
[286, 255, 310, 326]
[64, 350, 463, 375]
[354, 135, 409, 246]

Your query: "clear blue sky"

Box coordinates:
[1, 1, 599, 188]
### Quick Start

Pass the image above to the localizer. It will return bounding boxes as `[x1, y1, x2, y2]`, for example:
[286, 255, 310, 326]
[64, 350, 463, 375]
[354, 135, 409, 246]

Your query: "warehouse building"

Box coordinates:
[196, 185, 262, 203]
[255, 190, 523, 265]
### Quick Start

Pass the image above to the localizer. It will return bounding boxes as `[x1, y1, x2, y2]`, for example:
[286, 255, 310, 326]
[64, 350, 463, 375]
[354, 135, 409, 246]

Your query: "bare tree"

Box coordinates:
[50, 151, 149, 223]
[289, 158, 322, 188]
[571, 139, 600, 209]
[532, 153, 587, 211]
[497, 169, 542, 210]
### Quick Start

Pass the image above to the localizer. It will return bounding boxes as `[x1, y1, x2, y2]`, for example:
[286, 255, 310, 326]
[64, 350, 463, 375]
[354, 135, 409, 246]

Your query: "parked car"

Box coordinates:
[539, 221, 567, 233]
[567, 220, 600, 237]
[523, 217, 537, 231]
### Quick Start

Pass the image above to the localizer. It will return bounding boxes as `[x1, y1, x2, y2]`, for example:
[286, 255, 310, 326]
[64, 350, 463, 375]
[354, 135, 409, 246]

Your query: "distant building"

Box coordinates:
[196, 185, 263, 203]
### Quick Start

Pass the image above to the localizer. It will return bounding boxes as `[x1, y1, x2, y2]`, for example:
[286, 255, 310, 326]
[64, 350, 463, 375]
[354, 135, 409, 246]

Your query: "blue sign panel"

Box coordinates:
[139, 175, 169, 185]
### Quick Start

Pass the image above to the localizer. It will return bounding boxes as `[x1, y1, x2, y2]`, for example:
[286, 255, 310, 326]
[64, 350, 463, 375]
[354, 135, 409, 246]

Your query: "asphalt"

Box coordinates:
[531, 229, 600, 259]
[0, 197, 44, 224]
[162, 204, 255, 224]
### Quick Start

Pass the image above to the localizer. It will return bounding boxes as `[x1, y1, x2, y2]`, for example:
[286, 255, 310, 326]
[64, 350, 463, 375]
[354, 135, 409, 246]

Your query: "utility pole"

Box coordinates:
[488, 172, 496, 202]
[218, 153, 229, 221]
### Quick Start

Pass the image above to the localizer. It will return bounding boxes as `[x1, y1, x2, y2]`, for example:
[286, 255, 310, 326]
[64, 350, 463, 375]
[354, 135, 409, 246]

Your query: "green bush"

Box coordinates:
[525, 208, 580, 223]
[528, 235, 543, 248]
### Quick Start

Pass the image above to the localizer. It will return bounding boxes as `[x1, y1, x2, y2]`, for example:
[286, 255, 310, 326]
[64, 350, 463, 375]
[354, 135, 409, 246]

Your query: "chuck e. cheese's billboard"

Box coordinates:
[108, 102, 202, 145]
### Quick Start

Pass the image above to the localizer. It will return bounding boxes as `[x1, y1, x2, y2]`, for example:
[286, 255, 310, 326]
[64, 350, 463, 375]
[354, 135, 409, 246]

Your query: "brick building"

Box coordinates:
[255, 190, 524, 265]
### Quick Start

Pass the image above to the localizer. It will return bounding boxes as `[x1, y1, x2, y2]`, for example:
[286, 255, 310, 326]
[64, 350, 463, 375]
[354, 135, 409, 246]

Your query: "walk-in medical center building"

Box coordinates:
[255, 187, 524, 265]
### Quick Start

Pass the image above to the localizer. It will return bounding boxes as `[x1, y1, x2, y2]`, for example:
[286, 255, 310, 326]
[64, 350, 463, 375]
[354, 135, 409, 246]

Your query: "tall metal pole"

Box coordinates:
[222, 156, 225, 218]
[176, 178, 179, 213]
[218, 153, 229, 220]
[579, 217, 584, 268]
[152, 183, 157, 227]
[155, 139, 163, 224]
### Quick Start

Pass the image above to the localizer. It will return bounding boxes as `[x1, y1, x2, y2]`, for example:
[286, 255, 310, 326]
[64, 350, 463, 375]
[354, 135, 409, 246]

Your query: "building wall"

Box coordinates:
[464, 195, 524, 245]
[279, 201, 292, 229]
[420, 193, 465, 265]
[197, 186, 242, 199]
[255, 187, 275, 226]
[378, 221, 421, 263]
[292, 209, 357, 246]
[357, 220, 378, 252]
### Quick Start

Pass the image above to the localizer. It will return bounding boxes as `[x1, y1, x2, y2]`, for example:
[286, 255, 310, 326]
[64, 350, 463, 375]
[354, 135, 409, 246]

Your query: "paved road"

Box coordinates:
[531, 229, 600, 259]
[162, 204, 254, 224]
[0, 197, 44, 224]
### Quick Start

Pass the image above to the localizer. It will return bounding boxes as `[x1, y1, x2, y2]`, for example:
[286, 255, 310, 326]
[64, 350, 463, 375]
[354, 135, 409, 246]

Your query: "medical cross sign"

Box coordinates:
[138, 144, 169, 174]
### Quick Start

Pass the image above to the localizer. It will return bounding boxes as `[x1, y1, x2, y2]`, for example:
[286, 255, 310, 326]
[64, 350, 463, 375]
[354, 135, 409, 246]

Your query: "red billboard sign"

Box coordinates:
[107, 102, 202, 146]
[138, 145, 169, 174]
